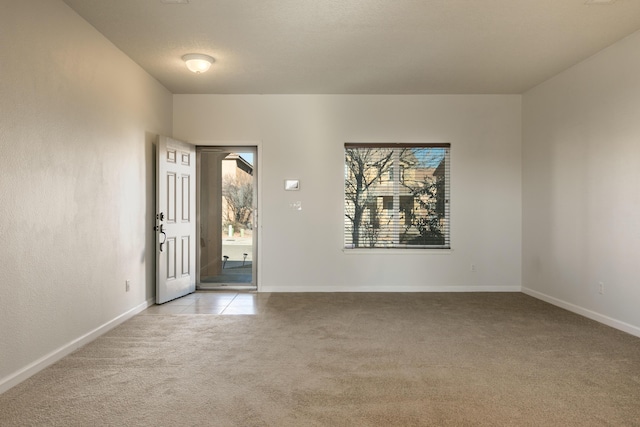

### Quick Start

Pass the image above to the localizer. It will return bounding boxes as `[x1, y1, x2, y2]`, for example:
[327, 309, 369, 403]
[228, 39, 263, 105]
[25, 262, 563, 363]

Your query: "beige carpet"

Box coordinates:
[1, 293, 639, 426]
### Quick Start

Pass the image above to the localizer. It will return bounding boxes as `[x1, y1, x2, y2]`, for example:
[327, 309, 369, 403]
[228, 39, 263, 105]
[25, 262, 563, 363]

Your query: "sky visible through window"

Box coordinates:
[239, 152, 253, 165]
[415, 147, 446, 168]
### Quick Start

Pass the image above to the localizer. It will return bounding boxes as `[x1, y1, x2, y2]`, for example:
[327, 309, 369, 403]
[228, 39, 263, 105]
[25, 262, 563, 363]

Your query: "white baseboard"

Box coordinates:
[522, 287, 640, 339]
[259, 285, 522, 293]
[0, 298, 154, 395]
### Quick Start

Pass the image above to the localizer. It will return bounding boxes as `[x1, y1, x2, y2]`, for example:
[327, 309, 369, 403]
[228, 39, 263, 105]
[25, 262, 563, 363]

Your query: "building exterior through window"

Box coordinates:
[344, 143, 450, 249]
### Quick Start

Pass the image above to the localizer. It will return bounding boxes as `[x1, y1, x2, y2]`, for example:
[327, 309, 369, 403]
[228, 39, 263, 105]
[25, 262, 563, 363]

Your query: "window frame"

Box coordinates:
[344, 142, 451, 250]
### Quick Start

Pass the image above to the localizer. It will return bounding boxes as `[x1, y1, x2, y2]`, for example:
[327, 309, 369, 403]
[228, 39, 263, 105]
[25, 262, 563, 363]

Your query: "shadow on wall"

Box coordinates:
[145, 132, 157, 301]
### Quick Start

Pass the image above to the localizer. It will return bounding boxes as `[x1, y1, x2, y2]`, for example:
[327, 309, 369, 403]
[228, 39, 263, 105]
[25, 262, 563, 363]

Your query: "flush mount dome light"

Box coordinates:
[182, 53, 214, 74]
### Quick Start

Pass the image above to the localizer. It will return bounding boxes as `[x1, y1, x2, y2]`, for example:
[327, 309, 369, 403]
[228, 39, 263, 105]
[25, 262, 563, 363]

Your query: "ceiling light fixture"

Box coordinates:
[182, 53, 214, 74]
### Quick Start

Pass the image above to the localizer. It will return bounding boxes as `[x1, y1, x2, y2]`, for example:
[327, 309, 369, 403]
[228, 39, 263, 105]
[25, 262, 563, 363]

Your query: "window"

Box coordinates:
[388, 165, 405, 183]
[344, 143, 450, 249]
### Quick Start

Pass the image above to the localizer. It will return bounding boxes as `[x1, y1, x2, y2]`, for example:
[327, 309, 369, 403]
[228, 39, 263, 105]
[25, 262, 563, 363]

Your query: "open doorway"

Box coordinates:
[197, 147, 257, 290]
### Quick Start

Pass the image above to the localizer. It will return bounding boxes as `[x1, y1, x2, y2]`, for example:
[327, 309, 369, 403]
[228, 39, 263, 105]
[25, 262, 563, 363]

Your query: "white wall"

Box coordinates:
[0, 0, 172, 391]
[174, 94, 522, 292]
[522, 31, 640, 336]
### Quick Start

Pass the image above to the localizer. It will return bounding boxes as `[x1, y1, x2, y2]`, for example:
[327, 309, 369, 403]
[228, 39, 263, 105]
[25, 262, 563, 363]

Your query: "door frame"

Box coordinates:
[195, 142, 261, 291]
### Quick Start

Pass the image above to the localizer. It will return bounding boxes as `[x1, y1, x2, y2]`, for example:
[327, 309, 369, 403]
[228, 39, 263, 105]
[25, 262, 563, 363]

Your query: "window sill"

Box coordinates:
[342, 248, 453, 255]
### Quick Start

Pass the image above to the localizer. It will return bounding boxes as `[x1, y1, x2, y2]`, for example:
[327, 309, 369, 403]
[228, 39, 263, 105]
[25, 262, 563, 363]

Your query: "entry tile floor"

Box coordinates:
[141, 291, 267, 315]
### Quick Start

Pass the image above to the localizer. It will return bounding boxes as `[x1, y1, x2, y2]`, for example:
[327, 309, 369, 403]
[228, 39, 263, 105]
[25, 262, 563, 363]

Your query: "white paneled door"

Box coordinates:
[156, 136, 196, 304]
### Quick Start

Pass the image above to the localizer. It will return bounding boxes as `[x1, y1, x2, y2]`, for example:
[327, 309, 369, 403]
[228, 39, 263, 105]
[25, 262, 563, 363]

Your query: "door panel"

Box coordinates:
[156, 136, 196, 304]
[167, 172, 176, 222]
[182, 174, 191, 221]
[181, 236, 190, 275]
[166, 237, 176, 279]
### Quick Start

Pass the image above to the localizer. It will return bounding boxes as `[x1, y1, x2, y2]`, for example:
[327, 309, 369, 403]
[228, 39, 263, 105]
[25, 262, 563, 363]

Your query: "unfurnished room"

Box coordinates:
[1, 0, 639, 425]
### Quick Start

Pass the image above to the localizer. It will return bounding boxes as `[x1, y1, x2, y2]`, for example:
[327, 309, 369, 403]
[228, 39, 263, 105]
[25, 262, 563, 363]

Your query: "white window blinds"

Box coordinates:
[344, 143, 450, 249]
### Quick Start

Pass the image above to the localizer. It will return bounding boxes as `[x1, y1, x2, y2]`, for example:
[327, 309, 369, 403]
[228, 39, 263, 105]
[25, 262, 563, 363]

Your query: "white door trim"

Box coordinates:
[194, 141, 262, 292]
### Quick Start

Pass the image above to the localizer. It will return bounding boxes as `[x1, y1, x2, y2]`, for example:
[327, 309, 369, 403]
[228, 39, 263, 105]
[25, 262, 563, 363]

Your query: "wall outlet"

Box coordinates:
[598, 281, 604, 295]
[471, 264, 477, 272]
[126, 280, 131, 292]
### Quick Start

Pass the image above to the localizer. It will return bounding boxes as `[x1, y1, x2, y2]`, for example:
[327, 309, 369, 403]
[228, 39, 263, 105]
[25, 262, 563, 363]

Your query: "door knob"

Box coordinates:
[154, 215, 167, 252]
[158, 224, 167, 252]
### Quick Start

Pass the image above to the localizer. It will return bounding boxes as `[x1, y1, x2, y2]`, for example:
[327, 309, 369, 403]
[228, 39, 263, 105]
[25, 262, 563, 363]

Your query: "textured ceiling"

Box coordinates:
[62, 0, 640, 94]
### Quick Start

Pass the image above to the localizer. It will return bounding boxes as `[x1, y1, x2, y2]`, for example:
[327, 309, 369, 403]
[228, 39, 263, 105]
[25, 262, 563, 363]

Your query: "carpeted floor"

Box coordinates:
[1, 292, 639, 426]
